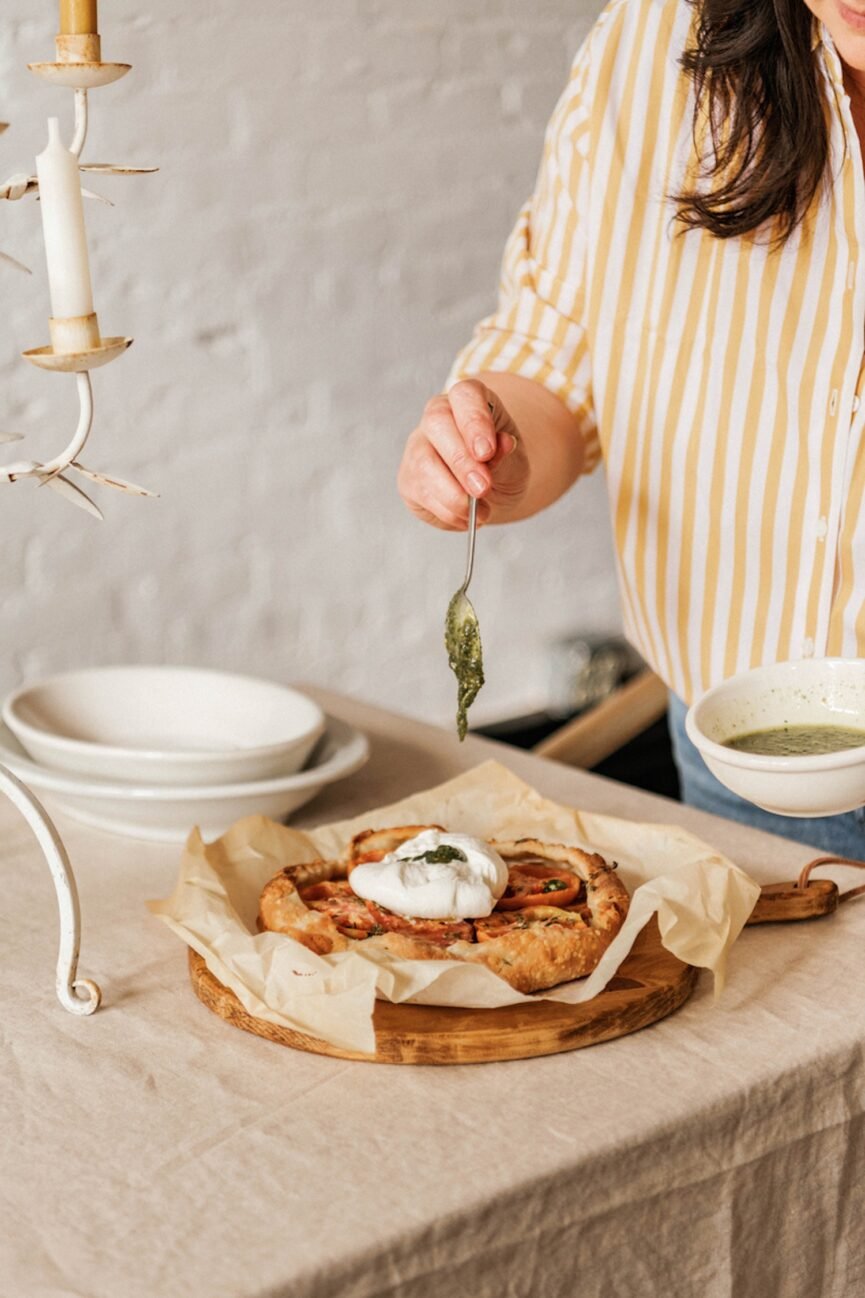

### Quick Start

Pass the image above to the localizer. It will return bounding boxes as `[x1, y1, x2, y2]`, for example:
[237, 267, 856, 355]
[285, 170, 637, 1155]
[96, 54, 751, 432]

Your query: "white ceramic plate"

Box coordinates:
[2, 667, 326, 786]
[0, 716, 368, 842]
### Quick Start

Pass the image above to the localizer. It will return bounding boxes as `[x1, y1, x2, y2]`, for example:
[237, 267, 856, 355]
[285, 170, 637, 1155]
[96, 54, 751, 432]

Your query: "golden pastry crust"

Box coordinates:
[258, 862, 351, 957]
[454, 840, 629, 992]
[258, 828, 630, 992]
[451, 908, 613, 992]
[343, 824, 444, 873]
[493, 838, 628, 929]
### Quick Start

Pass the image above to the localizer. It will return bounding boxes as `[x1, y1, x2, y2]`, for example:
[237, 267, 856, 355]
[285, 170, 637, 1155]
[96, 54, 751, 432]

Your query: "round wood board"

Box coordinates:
[187, 916, 698, 1065]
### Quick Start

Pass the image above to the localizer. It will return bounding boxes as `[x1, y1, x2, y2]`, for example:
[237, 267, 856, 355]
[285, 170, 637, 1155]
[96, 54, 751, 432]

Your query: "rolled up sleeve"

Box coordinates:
[447, 35, 601, 473]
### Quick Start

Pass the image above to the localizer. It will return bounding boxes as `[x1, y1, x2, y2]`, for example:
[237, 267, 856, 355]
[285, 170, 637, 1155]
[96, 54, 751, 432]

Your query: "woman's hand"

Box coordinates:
[397, 378, 531, 531]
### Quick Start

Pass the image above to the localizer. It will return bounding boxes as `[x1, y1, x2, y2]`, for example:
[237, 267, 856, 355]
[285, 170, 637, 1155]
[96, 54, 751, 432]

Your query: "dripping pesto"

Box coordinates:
[445, 595, 485, 741]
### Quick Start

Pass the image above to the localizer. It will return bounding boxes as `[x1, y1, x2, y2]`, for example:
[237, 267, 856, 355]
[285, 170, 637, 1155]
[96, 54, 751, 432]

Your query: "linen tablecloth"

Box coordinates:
[1, 688, 863, 1298]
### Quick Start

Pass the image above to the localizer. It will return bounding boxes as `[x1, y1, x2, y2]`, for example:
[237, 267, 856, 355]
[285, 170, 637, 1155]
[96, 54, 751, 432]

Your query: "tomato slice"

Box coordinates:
[366, 902, 473, 948]
[496, 861, 583, 910]
[299, 880, 474, 946]
[474, 912, 530, 942]
[347, 850, 387, 874]
[299, 881, 381, 938]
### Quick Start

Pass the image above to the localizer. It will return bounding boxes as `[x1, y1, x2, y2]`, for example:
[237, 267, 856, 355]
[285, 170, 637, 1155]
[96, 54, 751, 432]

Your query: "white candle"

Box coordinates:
[36, 117, 94, 320]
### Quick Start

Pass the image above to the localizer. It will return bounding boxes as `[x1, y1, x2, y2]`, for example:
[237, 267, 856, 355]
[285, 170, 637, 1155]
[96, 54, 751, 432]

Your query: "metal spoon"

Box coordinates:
[444, 494, 485, 740]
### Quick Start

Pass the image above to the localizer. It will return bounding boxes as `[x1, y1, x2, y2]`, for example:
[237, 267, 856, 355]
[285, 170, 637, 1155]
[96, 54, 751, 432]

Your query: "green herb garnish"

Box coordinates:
[542, 878, 567, 893]
[409, 845, 468, 865]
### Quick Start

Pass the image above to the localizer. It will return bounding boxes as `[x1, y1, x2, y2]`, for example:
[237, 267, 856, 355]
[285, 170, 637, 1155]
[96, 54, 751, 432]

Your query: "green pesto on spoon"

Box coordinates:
[444, 493, 485, 740]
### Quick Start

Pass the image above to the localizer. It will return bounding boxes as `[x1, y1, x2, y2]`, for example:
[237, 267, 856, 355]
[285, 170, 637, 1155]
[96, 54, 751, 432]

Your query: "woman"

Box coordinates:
[397, 0, 865, 855]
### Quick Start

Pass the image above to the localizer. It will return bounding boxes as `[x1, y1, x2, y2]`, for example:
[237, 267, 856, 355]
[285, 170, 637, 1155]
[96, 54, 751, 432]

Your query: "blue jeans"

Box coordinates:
[667, 694, 865, 858]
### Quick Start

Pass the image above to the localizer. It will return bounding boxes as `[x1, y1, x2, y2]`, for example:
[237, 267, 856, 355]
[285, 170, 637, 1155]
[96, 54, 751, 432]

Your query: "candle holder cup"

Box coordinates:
[28, 25, 130, 91]
[28, 61, 130, 90]
[22, 311, 132, 372]
[56, 33, 101, 62]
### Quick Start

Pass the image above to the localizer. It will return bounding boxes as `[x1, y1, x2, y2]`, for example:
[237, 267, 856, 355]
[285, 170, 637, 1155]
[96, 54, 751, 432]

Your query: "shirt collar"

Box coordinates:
[814, 19, 846, 92]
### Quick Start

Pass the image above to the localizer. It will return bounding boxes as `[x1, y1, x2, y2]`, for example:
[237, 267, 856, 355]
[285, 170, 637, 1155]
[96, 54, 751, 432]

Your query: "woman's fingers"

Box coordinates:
[397, 377, 529, 529]
[446, 379, 499, 462]
[422, 394, 490, 498]
[398, 435, 492, 530]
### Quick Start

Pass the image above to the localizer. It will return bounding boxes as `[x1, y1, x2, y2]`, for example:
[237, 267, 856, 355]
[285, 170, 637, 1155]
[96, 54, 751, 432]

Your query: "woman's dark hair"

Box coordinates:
[675, 1, 830, 242]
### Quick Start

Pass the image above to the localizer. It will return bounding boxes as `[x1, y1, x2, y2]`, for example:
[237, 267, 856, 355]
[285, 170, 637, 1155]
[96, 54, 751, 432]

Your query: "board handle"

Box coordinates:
[747, 855, 865, 925]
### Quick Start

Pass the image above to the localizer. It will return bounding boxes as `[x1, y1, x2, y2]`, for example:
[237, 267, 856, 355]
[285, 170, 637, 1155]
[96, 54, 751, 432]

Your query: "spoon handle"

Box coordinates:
[462, 495, 478, 592]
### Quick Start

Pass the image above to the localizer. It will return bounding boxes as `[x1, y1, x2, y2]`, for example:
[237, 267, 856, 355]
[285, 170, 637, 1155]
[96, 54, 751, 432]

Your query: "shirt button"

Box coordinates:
[816, 516, 828, 539]
[802, 638, 815, 657]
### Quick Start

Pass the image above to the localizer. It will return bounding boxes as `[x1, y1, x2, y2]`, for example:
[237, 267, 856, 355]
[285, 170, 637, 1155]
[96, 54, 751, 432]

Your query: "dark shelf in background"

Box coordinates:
[473, 710, 681, 803]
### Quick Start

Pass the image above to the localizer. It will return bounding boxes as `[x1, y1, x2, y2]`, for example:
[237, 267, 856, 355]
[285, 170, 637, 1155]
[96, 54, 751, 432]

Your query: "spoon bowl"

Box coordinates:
[444, 496, 485, 739]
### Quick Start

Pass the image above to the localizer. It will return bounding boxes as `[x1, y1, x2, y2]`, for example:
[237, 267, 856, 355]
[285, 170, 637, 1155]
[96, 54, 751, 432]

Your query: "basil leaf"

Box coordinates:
[409, 845, 468, 865]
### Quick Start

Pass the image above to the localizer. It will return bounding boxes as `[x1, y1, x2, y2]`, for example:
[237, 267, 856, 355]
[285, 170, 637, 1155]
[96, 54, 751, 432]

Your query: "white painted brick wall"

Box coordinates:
[0, 0, 619, 727]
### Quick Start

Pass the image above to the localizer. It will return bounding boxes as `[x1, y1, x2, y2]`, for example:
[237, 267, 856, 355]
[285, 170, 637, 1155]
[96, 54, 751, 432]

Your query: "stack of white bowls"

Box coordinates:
[0, 666, 368, 841]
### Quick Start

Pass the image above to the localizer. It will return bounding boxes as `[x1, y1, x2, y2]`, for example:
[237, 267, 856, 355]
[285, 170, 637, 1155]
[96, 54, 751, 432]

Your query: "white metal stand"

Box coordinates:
[0, 14, 156, 1013]
[0, 766, 100, 1014]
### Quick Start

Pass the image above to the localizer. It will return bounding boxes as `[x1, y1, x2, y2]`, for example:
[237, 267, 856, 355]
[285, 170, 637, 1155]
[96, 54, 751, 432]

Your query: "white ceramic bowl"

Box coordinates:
[2, 667, 326, 786]
[686, 658, 865, 816]
[0, 716, 368, 842]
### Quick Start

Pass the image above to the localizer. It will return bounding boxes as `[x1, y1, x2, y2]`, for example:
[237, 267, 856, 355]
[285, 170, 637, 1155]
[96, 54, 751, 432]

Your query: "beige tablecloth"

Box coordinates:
[1, 688, 863, 1298]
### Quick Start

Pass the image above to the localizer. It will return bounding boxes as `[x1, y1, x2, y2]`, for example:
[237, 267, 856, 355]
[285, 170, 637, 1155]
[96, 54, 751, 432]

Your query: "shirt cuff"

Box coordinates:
[446, 333, 602, 475]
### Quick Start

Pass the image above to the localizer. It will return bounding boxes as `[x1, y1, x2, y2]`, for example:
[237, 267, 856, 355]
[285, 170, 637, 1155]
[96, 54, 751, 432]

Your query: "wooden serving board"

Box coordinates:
[188, 916, 698, 1065]
[746, 878, 838, 924]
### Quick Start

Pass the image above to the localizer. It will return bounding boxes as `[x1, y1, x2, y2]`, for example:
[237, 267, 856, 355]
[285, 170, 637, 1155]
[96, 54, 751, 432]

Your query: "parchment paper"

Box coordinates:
[148, 760, 760, 1053]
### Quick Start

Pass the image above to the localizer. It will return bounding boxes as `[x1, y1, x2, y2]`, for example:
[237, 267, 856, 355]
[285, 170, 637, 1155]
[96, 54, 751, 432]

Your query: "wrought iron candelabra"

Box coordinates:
[0, 3, 156, 1014]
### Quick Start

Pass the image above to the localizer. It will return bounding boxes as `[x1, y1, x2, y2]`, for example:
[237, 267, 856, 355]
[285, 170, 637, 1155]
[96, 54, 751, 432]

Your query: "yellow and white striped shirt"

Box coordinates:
[451, 0, 865, 704]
